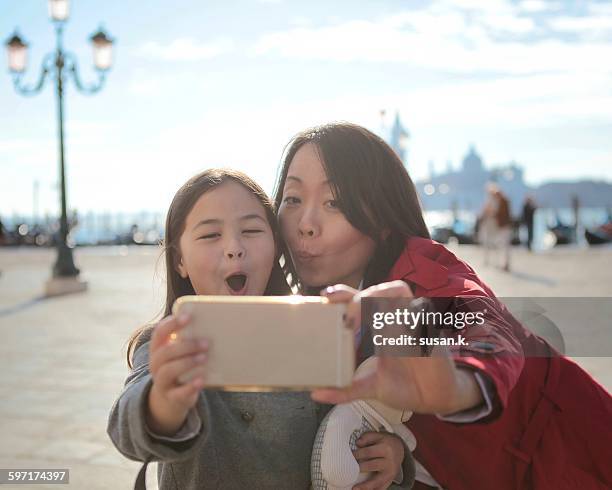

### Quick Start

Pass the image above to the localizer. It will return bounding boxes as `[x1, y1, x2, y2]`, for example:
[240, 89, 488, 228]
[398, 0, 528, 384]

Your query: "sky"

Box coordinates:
[1, 0, 612, 218]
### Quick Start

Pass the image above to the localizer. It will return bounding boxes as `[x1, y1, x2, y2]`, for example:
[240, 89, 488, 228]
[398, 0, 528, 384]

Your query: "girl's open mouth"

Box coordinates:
[225, 273, 248, 294]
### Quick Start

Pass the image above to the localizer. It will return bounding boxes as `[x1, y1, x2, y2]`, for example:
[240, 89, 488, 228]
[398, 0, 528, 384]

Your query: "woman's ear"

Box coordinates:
[176, 256, 188, 279]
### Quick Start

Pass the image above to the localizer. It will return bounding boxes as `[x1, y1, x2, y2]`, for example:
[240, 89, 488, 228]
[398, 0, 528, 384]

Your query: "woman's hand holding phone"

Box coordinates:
[146, 314, 209, 436]
[312, 281, 483, 415]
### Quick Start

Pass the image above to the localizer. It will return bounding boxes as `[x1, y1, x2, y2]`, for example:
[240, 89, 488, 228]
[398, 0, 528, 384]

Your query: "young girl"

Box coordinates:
[274, 122, 612, 489]
[107, 168, 410, 490]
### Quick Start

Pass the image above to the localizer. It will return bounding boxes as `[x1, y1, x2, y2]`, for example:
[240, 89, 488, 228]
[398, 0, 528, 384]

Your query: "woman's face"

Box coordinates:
[177, 181, 275, 296]
[278, 143, 376, 289]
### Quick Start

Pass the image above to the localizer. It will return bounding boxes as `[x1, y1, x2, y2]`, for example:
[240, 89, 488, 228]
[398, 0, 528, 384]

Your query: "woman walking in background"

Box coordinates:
[479, 183, 512, 271]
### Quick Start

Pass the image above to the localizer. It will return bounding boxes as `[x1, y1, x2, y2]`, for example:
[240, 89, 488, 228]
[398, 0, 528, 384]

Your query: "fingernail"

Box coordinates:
[194, 353, 206, 362]
[198, 339, 209, 349]
[324, 286, 337, 295]
[179, 313, 190, 323]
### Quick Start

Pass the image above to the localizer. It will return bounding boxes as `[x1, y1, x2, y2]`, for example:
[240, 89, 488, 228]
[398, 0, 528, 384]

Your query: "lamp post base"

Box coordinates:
[45, 275, 88, 297]
[53, 241, 80, 277]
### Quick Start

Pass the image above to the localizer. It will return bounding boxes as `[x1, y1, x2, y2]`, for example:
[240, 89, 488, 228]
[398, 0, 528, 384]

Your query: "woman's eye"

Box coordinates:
[283, 196, 301, 205]
[198, 233, 220, 240]
[325, 199, 339, 209]
[243, 229, 263, 235]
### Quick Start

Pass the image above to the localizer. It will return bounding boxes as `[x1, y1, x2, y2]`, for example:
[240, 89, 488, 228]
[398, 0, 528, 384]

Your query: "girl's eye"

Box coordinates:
[325, 199, 339, 209]
[283, 196, 301, 205]
[243, 229, 263, 235]
[198, 233, 220, 240]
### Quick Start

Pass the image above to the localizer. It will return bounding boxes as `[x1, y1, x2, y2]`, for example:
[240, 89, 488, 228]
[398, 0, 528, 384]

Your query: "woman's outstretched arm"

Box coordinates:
[311, 282, 488, 414]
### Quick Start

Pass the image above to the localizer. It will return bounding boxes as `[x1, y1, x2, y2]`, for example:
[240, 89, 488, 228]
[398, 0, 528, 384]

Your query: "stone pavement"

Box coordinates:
[0, 244, 610, 489]
[0, 246, 164, 489]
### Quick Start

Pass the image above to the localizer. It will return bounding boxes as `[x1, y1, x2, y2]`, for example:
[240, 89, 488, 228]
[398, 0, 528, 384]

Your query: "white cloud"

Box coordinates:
[518, 0, 552, 13]
[251, 1, 612, 76]
[133, 37, 233, 61]
[253, 19, 611, 75]
[450, 0, 505, 10]
[589, 2, 612, 17]
[549, 16, 612, 34]
[480, 12, 535, 33]
[450, 0, 536, 32]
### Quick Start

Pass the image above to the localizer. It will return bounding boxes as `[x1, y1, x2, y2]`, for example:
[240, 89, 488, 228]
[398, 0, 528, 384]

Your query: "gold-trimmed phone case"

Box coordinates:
[172, 295, 355, 391]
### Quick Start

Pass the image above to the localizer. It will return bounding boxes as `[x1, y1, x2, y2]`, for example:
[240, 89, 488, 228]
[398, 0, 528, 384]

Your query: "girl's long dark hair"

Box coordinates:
[273, 122, 430, 292]
[126, 168, 290, 368]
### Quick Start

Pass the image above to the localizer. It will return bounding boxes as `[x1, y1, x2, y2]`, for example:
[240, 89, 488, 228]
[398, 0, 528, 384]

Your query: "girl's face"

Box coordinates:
[177, 181, 275, 296]
[278, 143, 376, 289]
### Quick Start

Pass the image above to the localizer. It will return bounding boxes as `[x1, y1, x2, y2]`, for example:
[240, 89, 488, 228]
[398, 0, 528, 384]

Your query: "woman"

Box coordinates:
[274, 122, 612, 489]
[479, 183, 512, 271]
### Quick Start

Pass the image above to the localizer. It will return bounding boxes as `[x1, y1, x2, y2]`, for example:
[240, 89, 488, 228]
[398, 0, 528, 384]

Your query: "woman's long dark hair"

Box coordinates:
[273, 122, 430, 292]
[126, 168, 290, 368]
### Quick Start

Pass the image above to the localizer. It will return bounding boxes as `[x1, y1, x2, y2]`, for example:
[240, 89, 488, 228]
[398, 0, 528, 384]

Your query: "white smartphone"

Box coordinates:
[172, 295, 355, 391]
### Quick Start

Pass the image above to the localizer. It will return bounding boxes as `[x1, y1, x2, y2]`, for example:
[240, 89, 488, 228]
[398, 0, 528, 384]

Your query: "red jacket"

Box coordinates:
[386, 237, 612, 490]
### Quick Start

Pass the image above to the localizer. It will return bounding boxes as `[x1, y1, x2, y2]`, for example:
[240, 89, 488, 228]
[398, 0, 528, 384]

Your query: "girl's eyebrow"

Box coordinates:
[193, 218, 221, 231]
[240, 214, 266, 223]
[193, 214, 265, 231]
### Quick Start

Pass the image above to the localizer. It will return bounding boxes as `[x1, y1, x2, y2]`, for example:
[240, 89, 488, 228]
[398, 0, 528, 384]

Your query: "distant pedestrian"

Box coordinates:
[479, 183, 512, 271]
[0, 216, 5, 246]
[0, 216, 4, 277]
[521, 196, 536, 251]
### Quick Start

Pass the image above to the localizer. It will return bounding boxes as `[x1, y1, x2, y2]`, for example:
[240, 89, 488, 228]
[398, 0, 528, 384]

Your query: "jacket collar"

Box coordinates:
[387, 240, 450, 291]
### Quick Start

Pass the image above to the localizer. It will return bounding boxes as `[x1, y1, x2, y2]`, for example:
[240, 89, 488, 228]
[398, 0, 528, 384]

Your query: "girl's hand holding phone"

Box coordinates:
[146, 314, 209, 436]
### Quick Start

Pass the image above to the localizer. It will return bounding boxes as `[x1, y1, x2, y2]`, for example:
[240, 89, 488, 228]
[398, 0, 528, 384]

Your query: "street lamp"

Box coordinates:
[5, 0, 114, 296]
[5, 33, 28, 72]
[48, 0, 70, 22]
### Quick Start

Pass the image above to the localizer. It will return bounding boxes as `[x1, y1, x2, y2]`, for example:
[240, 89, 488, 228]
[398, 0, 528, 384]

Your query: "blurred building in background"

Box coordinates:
[417, 145, 529, 215]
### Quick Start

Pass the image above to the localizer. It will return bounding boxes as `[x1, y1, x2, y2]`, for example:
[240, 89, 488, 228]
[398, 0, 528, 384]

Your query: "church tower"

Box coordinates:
[389, 112, 410, 167]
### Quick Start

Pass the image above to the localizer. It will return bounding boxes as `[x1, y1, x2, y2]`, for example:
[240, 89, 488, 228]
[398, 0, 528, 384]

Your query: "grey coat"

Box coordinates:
[107, 332, 414, 489]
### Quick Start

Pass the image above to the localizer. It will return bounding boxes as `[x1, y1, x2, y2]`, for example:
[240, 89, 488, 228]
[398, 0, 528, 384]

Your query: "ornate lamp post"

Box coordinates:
[5, 0, 114, 296]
